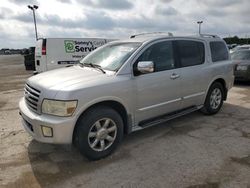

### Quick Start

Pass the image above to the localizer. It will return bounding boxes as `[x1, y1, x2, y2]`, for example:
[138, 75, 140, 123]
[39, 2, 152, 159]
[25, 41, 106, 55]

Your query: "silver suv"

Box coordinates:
[19, 33, 234, 160]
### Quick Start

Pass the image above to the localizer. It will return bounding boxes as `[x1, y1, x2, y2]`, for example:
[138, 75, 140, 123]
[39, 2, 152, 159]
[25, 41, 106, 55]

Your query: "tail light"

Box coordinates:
[42, 47, 46, 55]
[42, 39, 46, 55]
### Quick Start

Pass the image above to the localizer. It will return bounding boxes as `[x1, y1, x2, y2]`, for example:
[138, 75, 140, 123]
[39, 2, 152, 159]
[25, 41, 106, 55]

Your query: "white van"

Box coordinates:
[35, 38, 111, 73]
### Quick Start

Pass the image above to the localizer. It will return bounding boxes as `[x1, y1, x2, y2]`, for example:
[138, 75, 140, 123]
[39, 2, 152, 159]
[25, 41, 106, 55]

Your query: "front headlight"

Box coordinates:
[42, 99, 77, 117]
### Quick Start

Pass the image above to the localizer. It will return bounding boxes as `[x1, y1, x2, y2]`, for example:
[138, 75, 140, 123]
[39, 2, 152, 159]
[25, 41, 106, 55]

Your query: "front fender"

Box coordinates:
[75, 96, 130, 120]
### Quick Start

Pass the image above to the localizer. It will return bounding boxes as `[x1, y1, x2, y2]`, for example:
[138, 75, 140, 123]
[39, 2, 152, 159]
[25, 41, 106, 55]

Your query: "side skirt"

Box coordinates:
[132, 105, 203, 132]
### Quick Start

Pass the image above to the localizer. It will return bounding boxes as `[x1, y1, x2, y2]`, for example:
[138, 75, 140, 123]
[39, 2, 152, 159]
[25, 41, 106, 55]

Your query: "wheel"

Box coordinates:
[201, 82, 224, 115]
[74, 106, 123, 160]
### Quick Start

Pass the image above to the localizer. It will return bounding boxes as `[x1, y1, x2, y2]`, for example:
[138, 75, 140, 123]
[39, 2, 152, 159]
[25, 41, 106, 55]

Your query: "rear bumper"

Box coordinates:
[234, 69, 250, 81]
[19, 97, 76, 144]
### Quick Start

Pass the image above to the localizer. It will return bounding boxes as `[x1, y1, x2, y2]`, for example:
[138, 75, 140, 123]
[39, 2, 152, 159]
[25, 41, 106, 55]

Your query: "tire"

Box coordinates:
[201, 82, 224, 115]
[74, 106, 124, 160]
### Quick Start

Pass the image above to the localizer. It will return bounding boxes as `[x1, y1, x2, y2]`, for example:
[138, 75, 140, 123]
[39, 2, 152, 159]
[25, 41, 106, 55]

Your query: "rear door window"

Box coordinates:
[176, 40, 205, 67]
[210, 41, 229, 62]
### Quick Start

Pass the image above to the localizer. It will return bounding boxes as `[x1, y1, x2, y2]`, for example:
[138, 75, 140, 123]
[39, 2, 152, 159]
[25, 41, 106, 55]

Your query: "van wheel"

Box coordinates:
[74, 106, 123, 160]
[201, 82, 224, 115]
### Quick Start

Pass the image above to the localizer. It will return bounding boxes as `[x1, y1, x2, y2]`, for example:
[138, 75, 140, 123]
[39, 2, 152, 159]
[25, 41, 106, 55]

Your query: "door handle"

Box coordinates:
[170, 73, 180, 79]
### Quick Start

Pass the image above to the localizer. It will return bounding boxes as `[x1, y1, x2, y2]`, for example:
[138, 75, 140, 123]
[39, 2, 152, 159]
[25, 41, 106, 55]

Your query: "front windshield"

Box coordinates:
[231, 50, 250, 60]
[80, 42, 141, 71]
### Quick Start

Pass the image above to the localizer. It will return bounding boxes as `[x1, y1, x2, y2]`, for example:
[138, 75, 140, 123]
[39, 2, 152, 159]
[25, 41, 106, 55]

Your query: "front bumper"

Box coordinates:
[19, 97, 76, 144]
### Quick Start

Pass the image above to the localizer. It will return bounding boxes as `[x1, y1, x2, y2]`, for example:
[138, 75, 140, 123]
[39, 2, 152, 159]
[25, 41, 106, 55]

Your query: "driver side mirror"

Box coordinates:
[137, 61, 154, 74]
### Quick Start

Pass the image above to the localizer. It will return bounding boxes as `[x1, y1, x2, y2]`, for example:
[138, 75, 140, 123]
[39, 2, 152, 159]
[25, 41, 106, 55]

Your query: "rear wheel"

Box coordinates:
[201, 82, 224, 115]
[74, 106, 123, 160]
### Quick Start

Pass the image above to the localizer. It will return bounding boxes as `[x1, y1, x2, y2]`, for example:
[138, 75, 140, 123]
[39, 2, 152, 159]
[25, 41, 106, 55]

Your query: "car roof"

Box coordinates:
[115, 34, 223, 44]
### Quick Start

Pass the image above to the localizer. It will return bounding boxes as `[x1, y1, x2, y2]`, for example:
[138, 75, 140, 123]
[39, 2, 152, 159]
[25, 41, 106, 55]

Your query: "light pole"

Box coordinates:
[28, 5, 39, 40]
[197, 21, 203, 35]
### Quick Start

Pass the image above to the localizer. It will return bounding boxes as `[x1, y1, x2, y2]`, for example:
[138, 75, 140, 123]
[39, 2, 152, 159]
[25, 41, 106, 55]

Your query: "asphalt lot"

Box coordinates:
[0, 55, 250, 188]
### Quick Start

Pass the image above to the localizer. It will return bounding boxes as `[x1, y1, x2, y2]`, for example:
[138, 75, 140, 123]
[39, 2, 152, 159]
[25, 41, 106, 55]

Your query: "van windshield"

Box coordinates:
[80, 42, 141, 71]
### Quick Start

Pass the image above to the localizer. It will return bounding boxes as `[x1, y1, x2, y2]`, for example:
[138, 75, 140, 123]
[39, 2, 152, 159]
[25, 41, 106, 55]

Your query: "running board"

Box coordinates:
[137, 105, 202, 130]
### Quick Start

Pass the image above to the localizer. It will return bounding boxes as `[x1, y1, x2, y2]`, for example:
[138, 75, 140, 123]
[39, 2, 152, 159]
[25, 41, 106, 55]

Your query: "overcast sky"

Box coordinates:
[0, 0, 250, 48]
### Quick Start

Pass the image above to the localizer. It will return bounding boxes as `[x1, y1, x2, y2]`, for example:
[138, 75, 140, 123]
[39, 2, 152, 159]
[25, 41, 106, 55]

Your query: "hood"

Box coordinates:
[27, 66, 112, 91]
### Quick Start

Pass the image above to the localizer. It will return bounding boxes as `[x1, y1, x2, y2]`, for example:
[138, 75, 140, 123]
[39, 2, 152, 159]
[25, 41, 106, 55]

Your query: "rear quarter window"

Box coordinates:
[210, 41, 229, 62]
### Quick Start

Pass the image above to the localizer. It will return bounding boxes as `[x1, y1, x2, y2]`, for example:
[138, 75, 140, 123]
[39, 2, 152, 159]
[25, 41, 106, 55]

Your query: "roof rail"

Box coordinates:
[130, 32, 173, 38]
[199, 34, 220, 38]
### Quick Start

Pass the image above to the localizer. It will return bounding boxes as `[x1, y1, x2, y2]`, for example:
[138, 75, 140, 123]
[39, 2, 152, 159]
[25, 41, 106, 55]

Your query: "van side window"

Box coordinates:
[137, 41, 175, 72]
[210, 41, 229, 62]
[177, 40, 205, 67]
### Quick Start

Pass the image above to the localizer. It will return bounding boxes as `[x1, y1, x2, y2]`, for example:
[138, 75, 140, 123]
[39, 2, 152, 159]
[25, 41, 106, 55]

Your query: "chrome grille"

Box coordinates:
[24, 84, 41, 112]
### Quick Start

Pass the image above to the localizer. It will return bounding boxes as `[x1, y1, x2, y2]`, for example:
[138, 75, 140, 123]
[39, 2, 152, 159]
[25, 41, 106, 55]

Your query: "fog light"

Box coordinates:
[41, 126, 53, 137]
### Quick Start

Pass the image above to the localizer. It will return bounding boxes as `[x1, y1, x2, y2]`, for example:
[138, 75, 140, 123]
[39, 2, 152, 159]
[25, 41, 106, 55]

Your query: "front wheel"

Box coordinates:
[74, 106, 124, 160]
[201, 82, 224, 115]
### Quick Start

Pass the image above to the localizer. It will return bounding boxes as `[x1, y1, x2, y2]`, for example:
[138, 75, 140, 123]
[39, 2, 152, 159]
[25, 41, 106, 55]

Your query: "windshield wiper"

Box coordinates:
[83, 63, 106, 74]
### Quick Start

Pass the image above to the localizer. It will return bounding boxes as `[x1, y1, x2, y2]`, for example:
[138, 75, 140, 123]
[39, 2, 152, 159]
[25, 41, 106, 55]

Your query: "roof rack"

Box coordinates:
[130, 32, 174, 38]
[199, 34, 220, 38]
